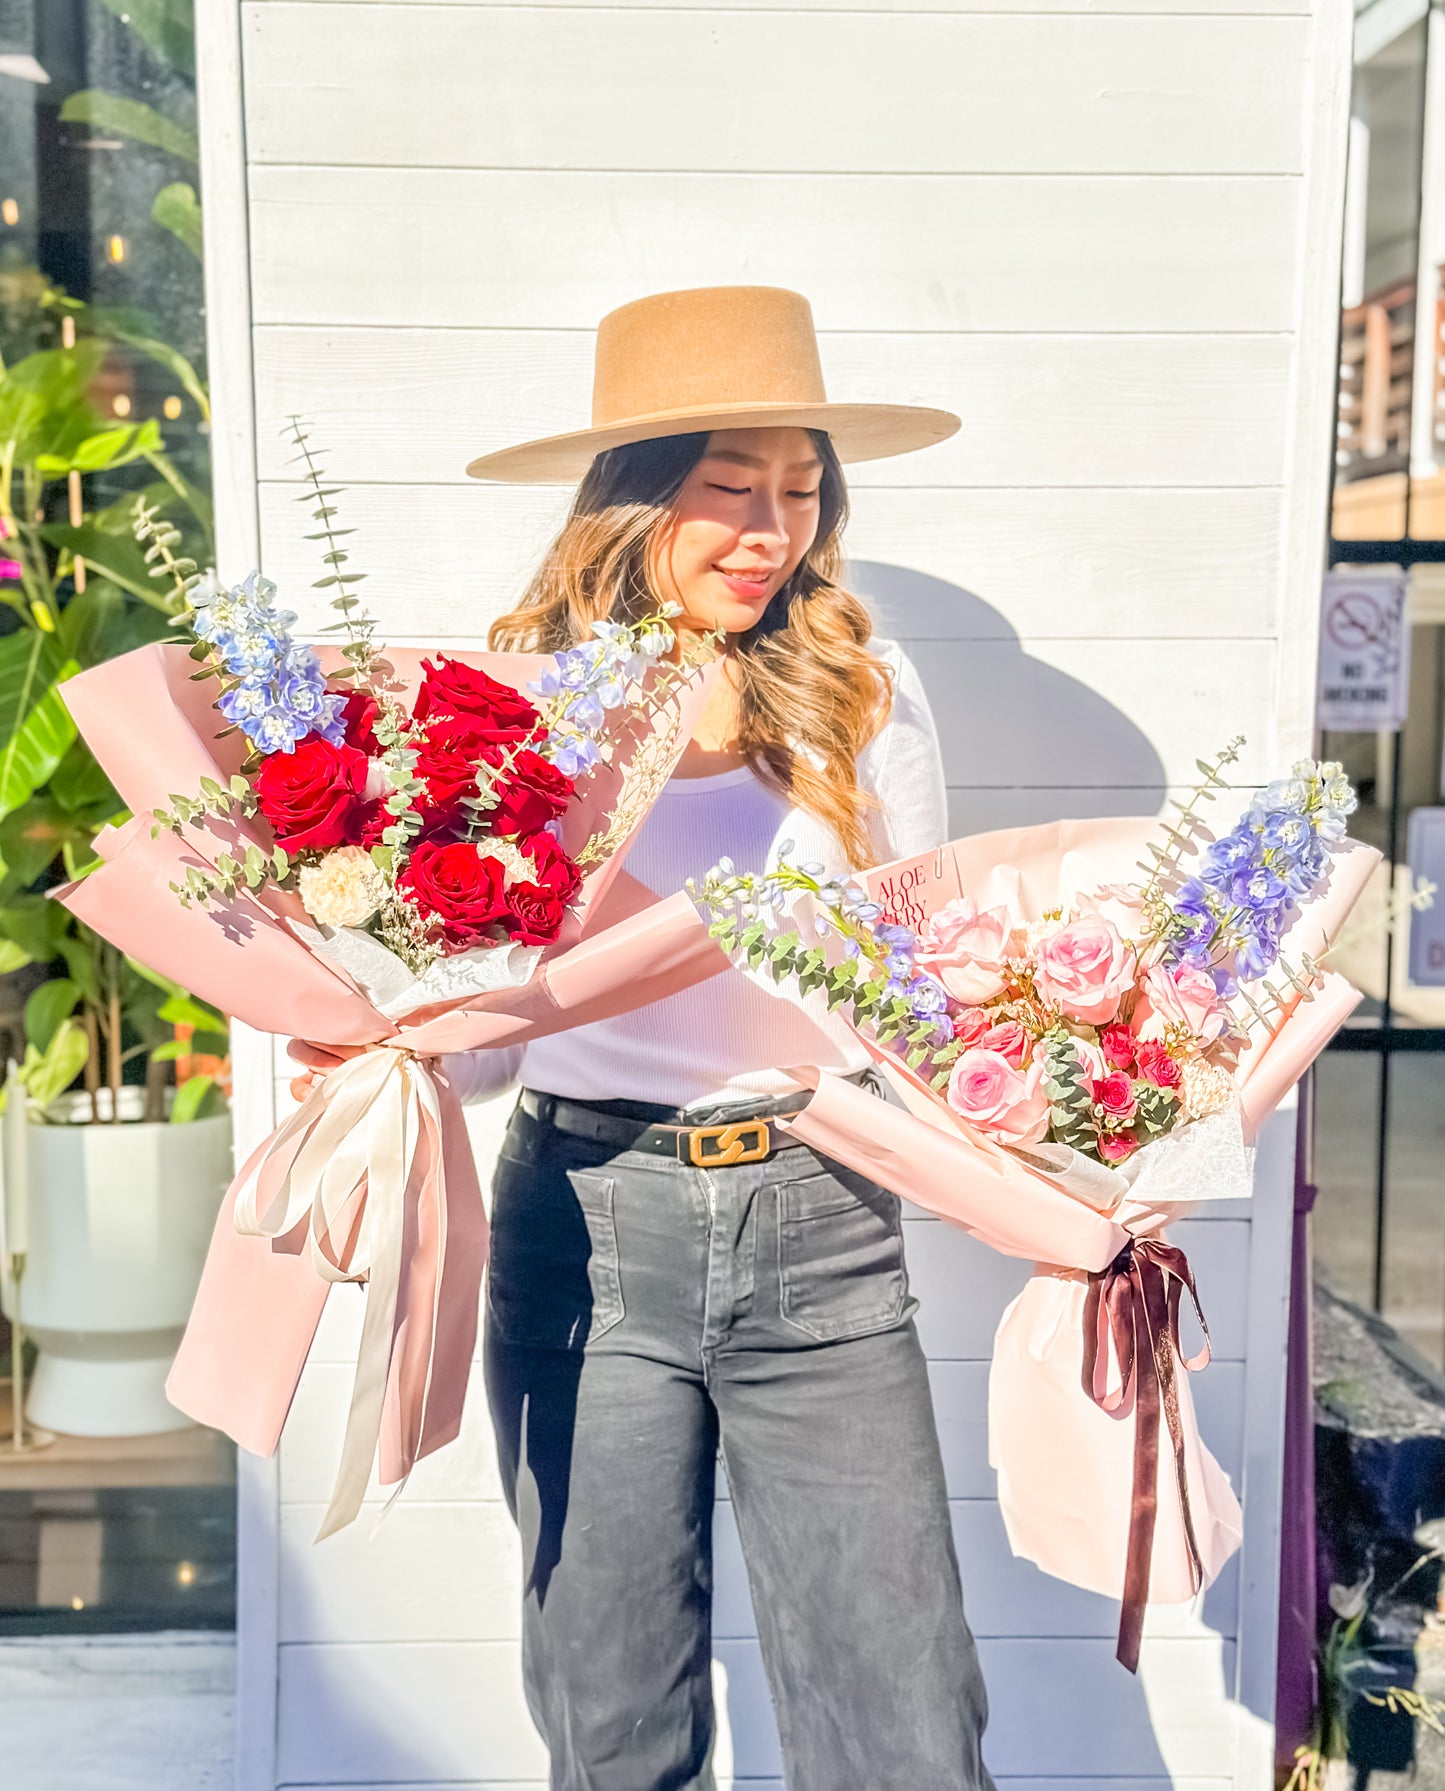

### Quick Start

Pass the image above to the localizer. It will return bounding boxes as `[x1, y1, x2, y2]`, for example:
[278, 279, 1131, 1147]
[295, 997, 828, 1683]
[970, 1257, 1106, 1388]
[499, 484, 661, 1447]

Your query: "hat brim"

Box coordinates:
[465, 400, 960, 484]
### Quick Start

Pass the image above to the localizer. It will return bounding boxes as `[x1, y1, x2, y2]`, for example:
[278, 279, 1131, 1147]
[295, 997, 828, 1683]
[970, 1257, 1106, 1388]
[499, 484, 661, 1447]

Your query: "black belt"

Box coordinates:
[519, 1086, 824, 1167]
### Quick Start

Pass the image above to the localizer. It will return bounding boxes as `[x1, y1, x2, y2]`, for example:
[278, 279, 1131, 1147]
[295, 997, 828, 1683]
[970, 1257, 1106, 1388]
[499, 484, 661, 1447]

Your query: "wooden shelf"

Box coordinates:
[0, 1384, 235, 1493]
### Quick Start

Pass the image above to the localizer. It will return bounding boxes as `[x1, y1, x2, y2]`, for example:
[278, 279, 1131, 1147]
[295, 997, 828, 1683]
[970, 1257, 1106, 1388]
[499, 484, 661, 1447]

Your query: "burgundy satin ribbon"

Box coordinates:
[1082, 1235, 1212, 1673]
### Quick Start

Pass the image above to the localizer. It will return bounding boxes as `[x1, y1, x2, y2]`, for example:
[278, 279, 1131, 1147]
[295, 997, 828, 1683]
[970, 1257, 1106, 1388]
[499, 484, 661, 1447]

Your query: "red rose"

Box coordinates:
[335, 687, 381, 755]
[481, 746, 574, 838]
[412, 715, 488, 830]
[502, 834, 583, 945]
[1135, 1040, 1183, 1090]
[503, 881, 568, 946]
[523, 831, 582, 903]
[1099, 1023, 1135, 1071]
[397, 839, 507, 949]
[255, 735, 372, 851]
[414, 656, 540, 743]
[978, 1019, 1028, 1068]
[1092, 1071, 1138, 1122]
[1098, 1133, 1139, 1166]
[952, 1006, 992, 1047]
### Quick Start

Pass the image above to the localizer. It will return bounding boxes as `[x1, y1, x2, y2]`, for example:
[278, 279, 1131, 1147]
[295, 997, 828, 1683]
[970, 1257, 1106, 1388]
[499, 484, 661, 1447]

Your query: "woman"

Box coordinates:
[293, 287, 994, 1791]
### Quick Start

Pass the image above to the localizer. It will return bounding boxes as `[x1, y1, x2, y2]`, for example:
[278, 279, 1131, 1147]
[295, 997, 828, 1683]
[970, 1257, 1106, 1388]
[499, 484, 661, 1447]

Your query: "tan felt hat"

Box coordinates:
[465, 285, 960, 483]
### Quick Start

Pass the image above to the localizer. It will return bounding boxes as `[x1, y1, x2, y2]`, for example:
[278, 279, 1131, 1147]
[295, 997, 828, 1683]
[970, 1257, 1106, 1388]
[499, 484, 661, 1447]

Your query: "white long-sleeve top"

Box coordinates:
[444, 639, 947, 1112]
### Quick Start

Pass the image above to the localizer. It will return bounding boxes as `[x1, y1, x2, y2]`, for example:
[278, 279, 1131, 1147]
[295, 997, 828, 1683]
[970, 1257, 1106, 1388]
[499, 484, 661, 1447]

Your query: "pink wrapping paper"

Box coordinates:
[772, 817, 1379, 1626]
[53, 641, 730, 1527]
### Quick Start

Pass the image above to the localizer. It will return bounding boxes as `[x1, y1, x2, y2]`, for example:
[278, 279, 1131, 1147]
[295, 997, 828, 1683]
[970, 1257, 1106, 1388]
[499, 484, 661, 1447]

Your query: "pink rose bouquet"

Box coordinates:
[693, 742, 1379, 1669]
[696, 741, 1360, 1171]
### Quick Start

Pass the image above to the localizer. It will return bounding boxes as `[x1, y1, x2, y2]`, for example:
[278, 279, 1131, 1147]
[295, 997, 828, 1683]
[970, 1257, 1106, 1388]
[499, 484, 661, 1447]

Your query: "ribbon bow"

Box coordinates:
[1082, 1235, 1211, 1672]
[232, 1046, 482, 1540]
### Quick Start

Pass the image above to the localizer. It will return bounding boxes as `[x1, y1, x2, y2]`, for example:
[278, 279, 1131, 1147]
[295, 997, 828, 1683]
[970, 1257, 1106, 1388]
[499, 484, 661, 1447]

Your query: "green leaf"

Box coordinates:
[48, 741, 116, 814]
[21, 1018, 90, 1112]
[24, 977, 80, 1051]
[0, 939, 30, 973]
[0, 894, 70, 964]
[0, 794, 90, 891]
[152, 182, 203, 259]
[156, 992, 228, 1034]
[124, 956, 185, 1001]
[0, 631, 62, 741]
[59, 92, 198, 163]
[150, 1032, 228, 1062]
[0, 342, 108, 468]
[93, 0, 195, 76]
[58, 936, 102, 1008]
[0, 643, 81, 826]
[169, 1073, 215, 1124]
[35, 418, 163, 479]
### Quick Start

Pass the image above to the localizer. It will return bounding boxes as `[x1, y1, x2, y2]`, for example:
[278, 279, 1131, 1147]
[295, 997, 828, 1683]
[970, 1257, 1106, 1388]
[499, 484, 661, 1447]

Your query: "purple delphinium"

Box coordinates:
[1163, 758, 1356, 985]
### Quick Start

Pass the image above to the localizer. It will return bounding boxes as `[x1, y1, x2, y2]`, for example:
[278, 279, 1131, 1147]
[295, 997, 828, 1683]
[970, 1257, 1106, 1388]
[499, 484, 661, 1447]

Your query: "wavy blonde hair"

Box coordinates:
[488, 430, 893, 866]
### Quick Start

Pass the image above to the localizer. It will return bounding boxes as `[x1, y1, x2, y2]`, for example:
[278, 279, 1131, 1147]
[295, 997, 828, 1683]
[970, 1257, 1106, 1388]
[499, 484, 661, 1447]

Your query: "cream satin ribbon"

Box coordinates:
[233, 1045, 448, 1540]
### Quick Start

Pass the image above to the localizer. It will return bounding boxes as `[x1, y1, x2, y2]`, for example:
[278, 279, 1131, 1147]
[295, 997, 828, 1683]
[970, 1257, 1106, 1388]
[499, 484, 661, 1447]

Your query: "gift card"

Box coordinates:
[864, 846, 963, 933]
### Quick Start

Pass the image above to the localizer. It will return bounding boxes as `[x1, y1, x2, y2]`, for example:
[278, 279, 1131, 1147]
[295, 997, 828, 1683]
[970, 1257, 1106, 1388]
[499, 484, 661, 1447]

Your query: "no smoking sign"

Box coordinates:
[1317, 570, 1410, 732]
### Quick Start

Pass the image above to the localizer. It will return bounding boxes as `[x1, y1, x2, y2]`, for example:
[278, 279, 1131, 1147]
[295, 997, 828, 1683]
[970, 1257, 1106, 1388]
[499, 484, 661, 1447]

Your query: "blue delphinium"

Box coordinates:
[529, 611, 676, 772]
[1164, 759, 1357, 985]
[189, 570, 346, 755]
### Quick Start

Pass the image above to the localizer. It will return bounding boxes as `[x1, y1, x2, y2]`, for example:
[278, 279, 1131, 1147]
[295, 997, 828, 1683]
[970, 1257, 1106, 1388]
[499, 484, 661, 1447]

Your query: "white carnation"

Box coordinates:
[1179, 1057, 1234, 1121]
[298, 846, 390, 929]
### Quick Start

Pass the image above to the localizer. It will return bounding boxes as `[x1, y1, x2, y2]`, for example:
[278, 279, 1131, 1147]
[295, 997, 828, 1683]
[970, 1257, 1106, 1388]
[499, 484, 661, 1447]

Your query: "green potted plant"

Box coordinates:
[0, 308, 234, 1436]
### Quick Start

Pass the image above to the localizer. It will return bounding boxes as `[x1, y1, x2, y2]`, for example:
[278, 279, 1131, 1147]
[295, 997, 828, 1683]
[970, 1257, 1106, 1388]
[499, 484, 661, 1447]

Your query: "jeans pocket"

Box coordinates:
[776, 1164, 907, 1342]
[487, 1162, 625, 1349]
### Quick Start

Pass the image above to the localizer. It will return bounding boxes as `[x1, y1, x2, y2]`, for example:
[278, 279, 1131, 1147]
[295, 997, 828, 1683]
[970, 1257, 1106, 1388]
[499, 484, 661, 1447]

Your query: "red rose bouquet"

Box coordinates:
[49, 479, 728, 1535]
[149, 555, 705, 1016]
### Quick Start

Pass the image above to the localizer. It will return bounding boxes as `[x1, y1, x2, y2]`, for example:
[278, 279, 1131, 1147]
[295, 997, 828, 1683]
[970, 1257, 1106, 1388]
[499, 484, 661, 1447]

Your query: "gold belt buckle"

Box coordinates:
[686, 1119, 770, 1168]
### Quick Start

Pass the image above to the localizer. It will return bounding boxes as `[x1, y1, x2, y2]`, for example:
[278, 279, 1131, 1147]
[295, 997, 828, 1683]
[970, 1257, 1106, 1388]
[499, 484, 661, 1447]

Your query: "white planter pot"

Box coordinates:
[1, 1089, 233, 1436]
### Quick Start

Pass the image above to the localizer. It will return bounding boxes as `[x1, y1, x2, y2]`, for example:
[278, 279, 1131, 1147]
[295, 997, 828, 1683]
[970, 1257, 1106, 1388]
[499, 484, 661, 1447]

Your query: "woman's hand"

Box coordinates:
[286, 1039, 365, 1103]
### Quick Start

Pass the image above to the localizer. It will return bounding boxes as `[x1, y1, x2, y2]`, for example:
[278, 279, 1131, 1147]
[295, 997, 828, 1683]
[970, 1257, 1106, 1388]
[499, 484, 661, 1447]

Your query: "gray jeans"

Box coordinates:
[484, 1092, 995, 1791]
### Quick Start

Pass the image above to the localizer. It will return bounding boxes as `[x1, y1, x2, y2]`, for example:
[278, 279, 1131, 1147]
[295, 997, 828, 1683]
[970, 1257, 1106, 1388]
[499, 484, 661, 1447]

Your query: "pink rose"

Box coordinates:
[978, 1019, 1028, 1068]
[1033, 915, 1135, 1025]
[1070, 1034, 1107, 1083]
[1135, 1040, 1183, 1090]
[920, 897, 1013, 1005]
[946, 1048, 1049, 1146]
[1138, 962, 1228, 1046]
[951, 1007, 993, 1048]
[1092, 1071, 1138, 1123]
[1099, 1133, 1139, 1166]
[1077, 882, 1147, 942]
[1099, 1023, 1135, 1071]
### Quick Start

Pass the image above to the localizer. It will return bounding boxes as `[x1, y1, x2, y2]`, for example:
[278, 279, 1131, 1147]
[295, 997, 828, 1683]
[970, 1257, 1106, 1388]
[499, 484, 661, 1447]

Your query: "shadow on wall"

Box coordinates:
[848, 560, 1168, 833]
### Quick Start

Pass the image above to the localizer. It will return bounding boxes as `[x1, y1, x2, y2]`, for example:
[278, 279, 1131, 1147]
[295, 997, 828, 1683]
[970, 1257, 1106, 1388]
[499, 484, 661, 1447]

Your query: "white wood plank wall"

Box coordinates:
[197, 0, 1355, 1785]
